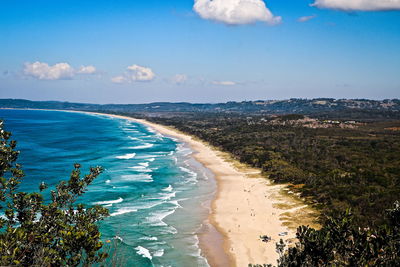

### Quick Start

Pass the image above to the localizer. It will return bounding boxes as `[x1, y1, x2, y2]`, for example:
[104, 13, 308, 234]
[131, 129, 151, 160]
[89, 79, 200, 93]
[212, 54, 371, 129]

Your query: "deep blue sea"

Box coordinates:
[0, 109, 216, 267]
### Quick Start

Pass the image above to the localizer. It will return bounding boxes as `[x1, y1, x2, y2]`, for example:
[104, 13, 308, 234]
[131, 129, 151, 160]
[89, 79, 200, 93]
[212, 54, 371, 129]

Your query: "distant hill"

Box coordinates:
[1, 98, 399, 120]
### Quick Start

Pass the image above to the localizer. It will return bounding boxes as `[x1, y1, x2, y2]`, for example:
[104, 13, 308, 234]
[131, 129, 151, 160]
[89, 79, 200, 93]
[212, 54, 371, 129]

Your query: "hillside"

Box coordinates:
[1, 98, 400, 120]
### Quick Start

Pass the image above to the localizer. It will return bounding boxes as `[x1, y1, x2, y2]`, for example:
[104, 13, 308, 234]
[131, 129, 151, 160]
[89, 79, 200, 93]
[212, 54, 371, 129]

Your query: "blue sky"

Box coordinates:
[1, 0, 399, 104]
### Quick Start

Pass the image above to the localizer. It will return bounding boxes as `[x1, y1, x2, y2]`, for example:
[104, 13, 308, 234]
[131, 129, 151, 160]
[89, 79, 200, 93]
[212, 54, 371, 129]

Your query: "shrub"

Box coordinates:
[0, 121, 109, 266]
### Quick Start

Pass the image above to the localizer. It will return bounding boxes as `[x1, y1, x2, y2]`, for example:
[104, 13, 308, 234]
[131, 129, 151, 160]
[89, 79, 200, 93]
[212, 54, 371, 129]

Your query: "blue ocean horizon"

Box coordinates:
[0, 109, 215, 266]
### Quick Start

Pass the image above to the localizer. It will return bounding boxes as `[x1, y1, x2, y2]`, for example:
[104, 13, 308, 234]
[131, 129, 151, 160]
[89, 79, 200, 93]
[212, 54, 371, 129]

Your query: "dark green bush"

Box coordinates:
[0, 121, 109, 266]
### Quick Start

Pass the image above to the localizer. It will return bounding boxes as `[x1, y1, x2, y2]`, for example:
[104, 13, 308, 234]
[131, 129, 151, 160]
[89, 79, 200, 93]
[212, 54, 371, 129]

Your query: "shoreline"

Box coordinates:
[95, 113, 236, 266]
[90, 113, 304, 266]
[1, 108, 318, 266]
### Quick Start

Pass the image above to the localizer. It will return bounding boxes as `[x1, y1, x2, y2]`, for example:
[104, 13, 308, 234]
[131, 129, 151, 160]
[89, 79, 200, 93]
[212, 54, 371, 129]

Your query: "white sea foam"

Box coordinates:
[162, 185, 173, 192]
[135, 246, 152, 260]
[176, 145, 192, 157]
[128, 136, 140, 141]
[94, 197, 123, 205]
[161, 226, 178, 235]
[105, 179, 111, 184]
[189, 235, 202, 258]
[139, 236, 158, 241]
[116, 153, 136, 159]
[110, 207, 138, 216]
[170, 200, 183, 208]
[137, 200, 165, 210]
[146, 127, 156, 133]
[138, 162, 149, 167]
[153, 249, 164, 257]
[129, 166, 146, 169]
[148, 209, 176, 227]
[169, 200, 183, 209]
[124, 129, 139, 133]
[128, 166, 152, 172]
[135, 155, 160, 160]
[129, 143, 154, 149]
[159, 192, 176, 201]
[179, 166, 191, 173]
[121, 174, 153, 182]
[113, 235, 124, 242]
[179, 166, 198, 178]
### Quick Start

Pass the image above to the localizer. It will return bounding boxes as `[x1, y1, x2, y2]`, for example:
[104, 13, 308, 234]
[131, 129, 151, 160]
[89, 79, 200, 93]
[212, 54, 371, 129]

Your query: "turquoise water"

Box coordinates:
[0, 109, 215, 267]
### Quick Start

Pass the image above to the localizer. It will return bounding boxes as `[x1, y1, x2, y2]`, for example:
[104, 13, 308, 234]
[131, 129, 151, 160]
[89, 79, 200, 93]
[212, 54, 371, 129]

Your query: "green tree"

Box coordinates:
[0, 120, 109, 266]
[275, 203, 400, 267]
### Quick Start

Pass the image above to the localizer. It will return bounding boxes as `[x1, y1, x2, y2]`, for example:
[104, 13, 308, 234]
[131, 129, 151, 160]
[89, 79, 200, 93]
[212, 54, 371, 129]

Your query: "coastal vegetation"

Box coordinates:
[277, 202, 400, 266]
[0, 121, 109, 266]
[250, 202, 400, 266]
[147, 114, 400, 227]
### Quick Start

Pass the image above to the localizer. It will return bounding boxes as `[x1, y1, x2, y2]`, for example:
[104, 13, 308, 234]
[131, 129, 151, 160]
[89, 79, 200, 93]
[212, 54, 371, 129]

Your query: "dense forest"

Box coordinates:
[145, 113, 400, 227]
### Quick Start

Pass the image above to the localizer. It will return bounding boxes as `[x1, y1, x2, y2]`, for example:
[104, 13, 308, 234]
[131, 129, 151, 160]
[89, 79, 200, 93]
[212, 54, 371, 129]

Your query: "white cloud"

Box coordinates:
[172, 74, 187, 84]
[111, 76, 127, 84]
[193, 0, 282, 25]
[212, 80, 236, 86]
[23, 61, 97, 80]
[24, 62, 74, 80]
[298, 15, 317, 22]
[312, 0, 400, 11]
[112, 64, 155, 84]
[126, 65, 155, 81]
[77, 65, 97, 74]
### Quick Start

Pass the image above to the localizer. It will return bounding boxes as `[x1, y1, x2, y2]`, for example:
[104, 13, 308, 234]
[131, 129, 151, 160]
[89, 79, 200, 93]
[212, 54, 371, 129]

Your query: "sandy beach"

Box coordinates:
[95, 113, 317, 267]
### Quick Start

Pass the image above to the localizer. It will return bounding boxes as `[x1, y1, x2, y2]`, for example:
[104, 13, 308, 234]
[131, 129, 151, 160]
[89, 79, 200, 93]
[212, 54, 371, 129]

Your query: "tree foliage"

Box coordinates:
[276, 202, 400, 266]
[0, 120, 109, 266]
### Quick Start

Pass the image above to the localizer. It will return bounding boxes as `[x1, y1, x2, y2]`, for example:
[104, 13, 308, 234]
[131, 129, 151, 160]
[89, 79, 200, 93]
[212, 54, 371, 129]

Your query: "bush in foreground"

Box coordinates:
[0, 121, 109, 266]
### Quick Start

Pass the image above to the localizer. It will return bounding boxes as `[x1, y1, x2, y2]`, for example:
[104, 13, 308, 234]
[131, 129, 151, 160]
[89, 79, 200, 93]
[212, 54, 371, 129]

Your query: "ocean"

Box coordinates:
[0, 109, 216, 267]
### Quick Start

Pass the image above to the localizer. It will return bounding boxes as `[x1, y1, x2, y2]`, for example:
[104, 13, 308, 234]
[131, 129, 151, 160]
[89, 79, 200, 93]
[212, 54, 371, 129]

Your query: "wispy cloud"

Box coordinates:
[298, 15, 317, 22]
[212, 80, 236, 86]
[312, 0, 400, 11]
[171, 74, 187, 84]
[77, 65, 97, 74]
[23, 61, 97, 80]
[111, 76, 127, 84]
[193, 0, 281, 25]
[112, 65, 155, 84]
